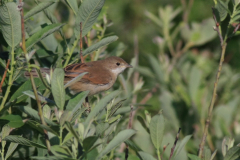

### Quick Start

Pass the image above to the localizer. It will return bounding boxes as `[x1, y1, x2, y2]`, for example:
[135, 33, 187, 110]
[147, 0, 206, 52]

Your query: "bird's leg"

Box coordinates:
[85, 96, 91, 112]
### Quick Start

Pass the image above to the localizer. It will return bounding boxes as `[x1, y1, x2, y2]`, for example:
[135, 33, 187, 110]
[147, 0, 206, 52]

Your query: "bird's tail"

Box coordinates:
[24, 68, 52, 78]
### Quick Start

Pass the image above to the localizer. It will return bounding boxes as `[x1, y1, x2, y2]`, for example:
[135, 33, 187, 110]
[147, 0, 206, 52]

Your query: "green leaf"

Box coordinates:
[19, 106, 57, 126]
[52, 68, 65, 110]
[148, 55, 164, 83]
[64, 72, 88, 89]
[204, 147, 211, 160]
[96, 122, 109, 136]
[0, 2, 21, 47]
[24, 2, 55, 20]
[31, 156, 76, 160]
[96, 129, 136, 159]
[65, 0, 78, 15]
[0, 115, 24, 128]
[125, 140, 142, 152]
[66, 91, 89, 112]
[65, 121, 81, 143]
[26, 23, 64, 50]
[83, 136, 99, 152]
[75, 0, 106, 37]
[224, 145, 240, 160]
[82, 36, 118, 56]
[173, 135, 192, 158]
[188, 154, 202, 160]
[84, 90, 120, 125]
[39, 124, 59, 136]
[215, 0, 230, 21]
[10, 79, 45, 103]
[138, 151, 157, 160]
[1, 125, 11, 148]
[210, 150, 217, 160]
[5, 142, 19, 159]
[23, 90, 55, 104]
[149, 113, 165, 150]
[189, 66, 202, 102]
[4, 135, 47, 149]
[71, 107, 88, 123]
[137, 115, 150, 133]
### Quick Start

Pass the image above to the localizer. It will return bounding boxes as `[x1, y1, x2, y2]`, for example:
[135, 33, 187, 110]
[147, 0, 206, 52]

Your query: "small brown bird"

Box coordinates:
[26, 56, 132, 96]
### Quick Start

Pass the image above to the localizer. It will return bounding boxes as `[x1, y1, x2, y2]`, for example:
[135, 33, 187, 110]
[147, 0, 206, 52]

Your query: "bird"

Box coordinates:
[25, 56, 132, 96]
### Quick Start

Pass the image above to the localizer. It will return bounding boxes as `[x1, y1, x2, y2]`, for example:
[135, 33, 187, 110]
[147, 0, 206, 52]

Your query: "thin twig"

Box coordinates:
[19, 0, 51, 153]
[80, 22, 84, 63]
[161, 143, 169, 160]
[212, 7, 224, 45]
[198, 9, 230, 158]
[0, 59, 10, 93]
[169, 128, 181, 160]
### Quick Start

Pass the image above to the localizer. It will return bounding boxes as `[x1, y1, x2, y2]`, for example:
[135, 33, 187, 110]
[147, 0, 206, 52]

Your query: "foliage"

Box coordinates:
[0, 0, 240, 160]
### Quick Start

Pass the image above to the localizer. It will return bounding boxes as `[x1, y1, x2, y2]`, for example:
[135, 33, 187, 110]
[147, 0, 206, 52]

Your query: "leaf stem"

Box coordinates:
[0, 50, 14, 112]
[157, 149, 161, 160]
[19, 0, 51, 152]
[198, 13, 231, 157]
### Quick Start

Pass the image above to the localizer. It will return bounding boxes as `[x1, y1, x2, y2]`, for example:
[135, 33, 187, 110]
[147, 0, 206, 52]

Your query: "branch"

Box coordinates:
[161, 143, 169, 160]
[212, 7, 224, 45]
[19, 0, 51, 153]
[80, 22, 84, 63]
[169, 128, 181, 160]
[0, 59, 10, 93]
[198, 8, 230, 158]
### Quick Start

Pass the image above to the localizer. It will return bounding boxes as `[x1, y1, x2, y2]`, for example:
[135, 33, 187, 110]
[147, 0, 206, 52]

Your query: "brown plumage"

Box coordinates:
[25, 56, 132, 96]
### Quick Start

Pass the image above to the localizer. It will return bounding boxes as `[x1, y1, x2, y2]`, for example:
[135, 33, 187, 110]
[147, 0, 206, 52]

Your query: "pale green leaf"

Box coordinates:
[84, 90, 120, 125]
[65, 0, 78, 15]
[149, 113, 165, 150]
[82, 36, 118, 56]
[4, 135, 47, 149]
[0, 2, 21, 47]
[24, 2, 55, 20]
[26, 23, 64, 50]
[224, 145, 240, 160]
[5, 142, 19, 159]
[96, 129, 136, 159]
[138, 151, 157, 160]
[75, 0, 106, 37]
[51, 68, 65, 110]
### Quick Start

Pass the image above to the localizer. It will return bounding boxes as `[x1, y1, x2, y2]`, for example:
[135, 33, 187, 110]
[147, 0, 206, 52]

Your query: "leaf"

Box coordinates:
[148, 55, 164, 83]
[0, 2, 21, 47]
[189, 66, 202, 102]
[4, 135, 47, 149]
[210, 150, 217, 160]
[26, 23, 64, 50]
[224, 145, 240, 160]
[65, 91, 89, 112]
[71, 107, 88, 123]
[137, 115, 150, 133]
[23, 90, 55, 104]
[74, 0, 106, 37]
[149, 114, 165, 150]
[82, 36, 118, 56]
[39, 124, 59, 136]
[138, 151, 157, 160]
[84, 90, 120, 125]
[18, 106, 57, 126]
[1, 125, 11, 148]
[24, 2, 55, 20]
[0, 115, 24, 128]
[204, 147, 211, 160]
[51, 68, 65, 110]
[188, 154, 202, 160]
[65, 0, 78, 15]
[9, 79, 45, 103]
[64, 72, 88, 89]
[5, 142, 19, 159]
[96, 129, 136, 159]
[83, 136, 99, 152]
[215, 0, 229, 21]
[125, 140, 142, 152]
[173, 135, 192, 158]
[65, 121, 81, 143]
[31, 156, 76, 160]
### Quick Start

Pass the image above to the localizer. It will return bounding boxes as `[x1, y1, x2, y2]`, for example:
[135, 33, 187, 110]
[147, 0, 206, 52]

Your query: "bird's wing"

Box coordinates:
[64, 63, 112, 85]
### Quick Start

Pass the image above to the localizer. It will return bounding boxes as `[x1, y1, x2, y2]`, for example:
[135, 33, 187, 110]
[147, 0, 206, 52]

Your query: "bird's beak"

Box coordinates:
[126, 64, 133, 68]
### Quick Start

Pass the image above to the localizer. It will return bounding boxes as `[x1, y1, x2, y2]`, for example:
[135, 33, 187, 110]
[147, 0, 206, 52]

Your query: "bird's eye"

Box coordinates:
[116, 62, 120, 66]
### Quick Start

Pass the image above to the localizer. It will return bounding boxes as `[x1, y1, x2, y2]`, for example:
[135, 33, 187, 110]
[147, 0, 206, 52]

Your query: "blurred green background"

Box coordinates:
[1, 0, 240, 159]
